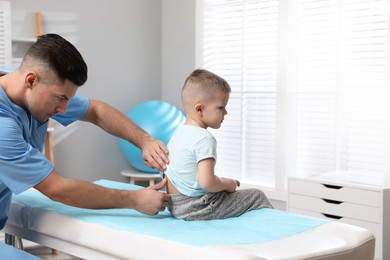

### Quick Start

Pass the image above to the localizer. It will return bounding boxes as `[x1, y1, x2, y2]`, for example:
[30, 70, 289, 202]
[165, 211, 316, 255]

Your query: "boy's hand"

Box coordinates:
[222, 178, 240, 193]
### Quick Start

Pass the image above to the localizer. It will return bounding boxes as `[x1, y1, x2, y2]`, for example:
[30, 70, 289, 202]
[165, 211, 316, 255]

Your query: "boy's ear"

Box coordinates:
[195, 103, 203, 115]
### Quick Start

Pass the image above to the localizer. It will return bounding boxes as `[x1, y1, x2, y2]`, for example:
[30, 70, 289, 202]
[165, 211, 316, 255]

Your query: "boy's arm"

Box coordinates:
[197, 158, 239, 193]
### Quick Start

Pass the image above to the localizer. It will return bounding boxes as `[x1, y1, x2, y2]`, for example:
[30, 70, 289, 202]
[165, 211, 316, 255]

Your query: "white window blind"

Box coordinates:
[292, 0, 389, 185]
[201, 0, 280, 187]
[199, 0, 390, 189]
[0, 1, 11, 68]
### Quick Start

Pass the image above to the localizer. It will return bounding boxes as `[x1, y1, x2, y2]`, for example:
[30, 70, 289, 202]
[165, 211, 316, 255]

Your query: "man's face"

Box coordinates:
[26, 79, 77, 122]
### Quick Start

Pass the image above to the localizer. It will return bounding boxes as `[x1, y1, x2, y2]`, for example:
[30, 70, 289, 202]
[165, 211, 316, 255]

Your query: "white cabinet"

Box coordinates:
[287, 176, 390, 260]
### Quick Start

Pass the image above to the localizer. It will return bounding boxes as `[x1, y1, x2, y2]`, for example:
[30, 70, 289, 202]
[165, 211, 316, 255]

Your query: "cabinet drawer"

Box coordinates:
[289, 208, 381, 237]
[289, 194, 380, 223]
[288, 179, 381, 207]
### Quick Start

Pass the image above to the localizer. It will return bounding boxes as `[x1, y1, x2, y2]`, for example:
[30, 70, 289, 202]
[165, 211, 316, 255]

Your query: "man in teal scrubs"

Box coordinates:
[0, 34, 171, 237]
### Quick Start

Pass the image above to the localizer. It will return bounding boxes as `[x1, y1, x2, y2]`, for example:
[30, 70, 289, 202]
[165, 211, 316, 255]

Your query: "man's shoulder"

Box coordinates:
[0, 67, 17, 76]
[0, 87, 19, 119]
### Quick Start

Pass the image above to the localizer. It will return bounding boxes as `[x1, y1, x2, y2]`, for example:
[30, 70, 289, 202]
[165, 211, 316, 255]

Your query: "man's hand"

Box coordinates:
[141, 139, 169, 171]
[133, 177, 171, 215]
[81, 100, 170, 172]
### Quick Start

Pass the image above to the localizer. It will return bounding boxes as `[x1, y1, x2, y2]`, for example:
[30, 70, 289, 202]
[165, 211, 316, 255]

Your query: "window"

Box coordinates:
[197, 0, 390, 190]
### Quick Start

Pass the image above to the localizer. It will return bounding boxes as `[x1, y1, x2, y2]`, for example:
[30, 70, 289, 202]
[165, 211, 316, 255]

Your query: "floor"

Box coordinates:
[6, 237, 82, 260]
[25, 245, 82, 260]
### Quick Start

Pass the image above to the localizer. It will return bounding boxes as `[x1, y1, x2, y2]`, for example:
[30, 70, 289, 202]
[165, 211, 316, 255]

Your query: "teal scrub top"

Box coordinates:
[0, 68, 89, 229]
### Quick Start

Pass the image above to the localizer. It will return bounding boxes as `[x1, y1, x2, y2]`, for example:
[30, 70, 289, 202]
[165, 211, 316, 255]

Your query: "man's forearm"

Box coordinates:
[82, 99, 151, 149]
[36, 172, 135, 209]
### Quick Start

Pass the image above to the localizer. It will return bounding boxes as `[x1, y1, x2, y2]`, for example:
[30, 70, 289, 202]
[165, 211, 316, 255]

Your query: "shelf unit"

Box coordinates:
[11, 12, 42, 67]
[0, 1, 12, 68]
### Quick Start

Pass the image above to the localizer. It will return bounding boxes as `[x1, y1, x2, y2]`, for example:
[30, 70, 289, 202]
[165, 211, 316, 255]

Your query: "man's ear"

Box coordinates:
[25, 71, 38, 89]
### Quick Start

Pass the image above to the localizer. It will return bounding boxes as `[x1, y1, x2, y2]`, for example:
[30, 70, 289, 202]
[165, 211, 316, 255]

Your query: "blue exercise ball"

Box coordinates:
[119, 100, 186, 173]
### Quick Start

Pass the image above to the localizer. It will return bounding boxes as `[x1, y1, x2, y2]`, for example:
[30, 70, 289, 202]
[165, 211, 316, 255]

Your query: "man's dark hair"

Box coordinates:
[24, 33, 88, 86]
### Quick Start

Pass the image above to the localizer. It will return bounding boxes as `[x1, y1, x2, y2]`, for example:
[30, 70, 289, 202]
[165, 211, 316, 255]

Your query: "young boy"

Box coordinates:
[165, 69, 273, 220]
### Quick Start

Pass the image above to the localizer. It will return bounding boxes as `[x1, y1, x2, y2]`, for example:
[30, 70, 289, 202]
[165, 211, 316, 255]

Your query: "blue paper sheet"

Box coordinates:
[12, 179, 328, 247]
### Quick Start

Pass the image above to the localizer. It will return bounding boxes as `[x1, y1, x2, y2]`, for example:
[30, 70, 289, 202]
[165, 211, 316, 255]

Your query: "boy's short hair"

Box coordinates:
[182, 69, 230, 106]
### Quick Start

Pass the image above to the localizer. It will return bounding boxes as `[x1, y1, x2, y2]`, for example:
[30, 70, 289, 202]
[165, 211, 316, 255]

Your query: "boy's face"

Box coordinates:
[202, 91, 229, 129]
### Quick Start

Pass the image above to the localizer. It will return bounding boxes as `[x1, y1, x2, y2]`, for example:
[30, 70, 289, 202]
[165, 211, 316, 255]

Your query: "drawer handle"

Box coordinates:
[322, 198, 343, 204]
[323, 184, 343, 189]
[322, 213, 343, 220]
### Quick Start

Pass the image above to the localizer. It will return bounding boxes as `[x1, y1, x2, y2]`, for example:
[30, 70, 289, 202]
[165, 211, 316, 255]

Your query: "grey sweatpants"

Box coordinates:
[168, 188, 273, 221]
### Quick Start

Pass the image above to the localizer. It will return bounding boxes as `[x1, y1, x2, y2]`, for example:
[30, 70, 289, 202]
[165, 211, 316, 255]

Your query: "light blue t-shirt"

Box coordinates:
[165, 125, 217, 197]
[0, 69, 89, 229]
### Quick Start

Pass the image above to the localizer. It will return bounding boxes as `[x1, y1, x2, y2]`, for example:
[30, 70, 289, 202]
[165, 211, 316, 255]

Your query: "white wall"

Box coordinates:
[8, 0, 204, 185]
[161, 0, 196, 110]
[8, 0, 163, 182]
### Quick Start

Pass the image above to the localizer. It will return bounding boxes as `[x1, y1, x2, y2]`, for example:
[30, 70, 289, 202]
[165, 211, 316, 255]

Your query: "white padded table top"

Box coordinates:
[4, 180, 375, 260]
